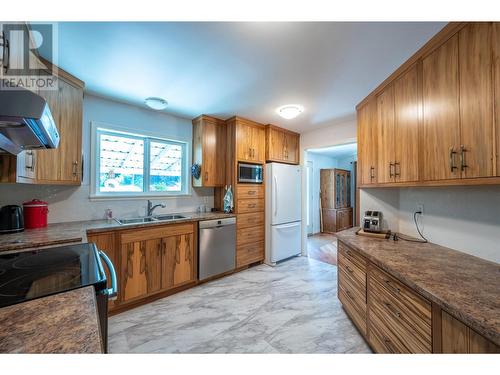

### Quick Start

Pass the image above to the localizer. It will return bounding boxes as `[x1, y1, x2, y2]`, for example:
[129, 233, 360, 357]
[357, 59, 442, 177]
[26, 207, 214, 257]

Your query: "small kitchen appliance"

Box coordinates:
[238, 163, 263, 184]
[23, 199, 48, 229]
[363, 210, 382, 233]
[0, 205, 24, 234]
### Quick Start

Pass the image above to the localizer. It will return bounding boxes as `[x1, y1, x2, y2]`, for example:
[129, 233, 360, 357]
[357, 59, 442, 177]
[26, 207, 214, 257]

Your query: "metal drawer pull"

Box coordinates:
[384, 302, 401, 318]
[385, 279, 401, 294]
[98, 250, 118, 300]
[345, 289, 354, 300]
[394, 162, 400, 177]
[370, 166, 375, 180]
[247, 190, 256, 195]
[460, 145, 468, 171]
[383, 337, 396, 353]
[389, 162, 394, 178]
[449, 147, 457, 172]
[346, 266, 354, 273]
[248, 203, 256, 208]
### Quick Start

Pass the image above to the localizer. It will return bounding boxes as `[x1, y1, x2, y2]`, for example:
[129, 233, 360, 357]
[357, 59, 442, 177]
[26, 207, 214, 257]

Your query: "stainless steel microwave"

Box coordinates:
[238, 163, 263, 184]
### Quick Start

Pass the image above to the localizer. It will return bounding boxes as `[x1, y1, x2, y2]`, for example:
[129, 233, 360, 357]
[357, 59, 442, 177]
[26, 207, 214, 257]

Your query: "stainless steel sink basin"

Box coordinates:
[115, 217, 158, 225]
[154, 214, 187, 221]
[115, 214, 187, 225]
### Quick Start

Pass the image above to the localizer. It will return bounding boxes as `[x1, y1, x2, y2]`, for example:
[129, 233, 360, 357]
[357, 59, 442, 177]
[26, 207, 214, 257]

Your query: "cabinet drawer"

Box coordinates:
[237, 212, 264, 229]
[338, 280, 367, 335]
[237, 198, 264, 213]
[339, 268, 367, 311]
[338, 241, 367, 272]
[368, 265, 432, 353]
[338, 250, 366, 292]
[237, 225, 264, 246]
[120, 223, 194, 244]
[237, 184, 264, 199]
[237, 241, 264, 267]
[368, 311, 411, 354]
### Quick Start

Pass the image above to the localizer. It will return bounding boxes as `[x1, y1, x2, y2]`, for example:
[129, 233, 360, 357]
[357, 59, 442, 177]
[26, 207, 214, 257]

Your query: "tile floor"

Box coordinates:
[108, 256, 371, 353]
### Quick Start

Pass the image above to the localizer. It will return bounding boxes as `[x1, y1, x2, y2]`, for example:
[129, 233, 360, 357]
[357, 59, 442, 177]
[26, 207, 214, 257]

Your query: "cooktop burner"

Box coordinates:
[0, 243, 107, 308]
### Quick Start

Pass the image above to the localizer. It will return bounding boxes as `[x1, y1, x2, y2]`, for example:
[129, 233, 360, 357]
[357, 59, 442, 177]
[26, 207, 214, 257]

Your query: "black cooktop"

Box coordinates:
[0, 243, 107, 308]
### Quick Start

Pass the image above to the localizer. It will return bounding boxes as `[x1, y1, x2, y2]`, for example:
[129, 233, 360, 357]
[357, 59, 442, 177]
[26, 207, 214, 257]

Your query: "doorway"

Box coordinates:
[305, 142, 357, 266]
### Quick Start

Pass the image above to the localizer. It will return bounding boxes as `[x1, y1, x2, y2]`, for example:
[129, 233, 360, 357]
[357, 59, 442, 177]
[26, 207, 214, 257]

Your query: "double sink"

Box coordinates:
[115, 214, 188, 225]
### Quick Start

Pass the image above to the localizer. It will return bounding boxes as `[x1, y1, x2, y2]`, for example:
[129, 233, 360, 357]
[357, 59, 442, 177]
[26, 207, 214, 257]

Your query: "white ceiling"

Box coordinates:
[308, 142, 357, 160]
[50, 22, 446, 133]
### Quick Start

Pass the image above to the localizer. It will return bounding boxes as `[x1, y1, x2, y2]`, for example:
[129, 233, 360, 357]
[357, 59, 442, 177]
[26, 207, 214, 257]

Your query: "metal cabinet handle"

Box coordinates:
[72, 161, 79, 177]
[247, 190, 256, 195]
[204, 171, 208, 181]
[1, 31, 10, 72]
[394, 162, 400, 177]
[345, 289, 354, 300]
[389, 162, 394, 178]
[370, 166, 375, 180]
[384, 302, 401, 318]
[449, 147, 457, 172]
[98, 250, 118, 300]
[385, 279, 401, 294]
[346, 265, 354, 273]
[460, 145, 467, 171]
[248, 203, 256, 208]
[383, 337, 396, 353]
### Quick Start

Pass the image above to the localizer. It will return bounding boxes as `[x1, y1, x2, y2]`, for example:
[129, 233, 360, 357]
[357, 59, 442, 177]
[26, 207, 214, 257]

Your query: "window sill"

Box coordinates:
[89, 193, 193, 202]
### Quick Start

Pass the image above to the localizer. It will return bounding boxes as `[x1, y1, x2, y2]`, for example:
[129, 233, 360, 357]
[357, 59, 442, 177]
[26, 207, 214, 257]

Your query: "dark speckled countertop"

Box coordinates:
[0, 211, 236, 253]
[0, 286, 103, 353]
[336, 227, 500, 346]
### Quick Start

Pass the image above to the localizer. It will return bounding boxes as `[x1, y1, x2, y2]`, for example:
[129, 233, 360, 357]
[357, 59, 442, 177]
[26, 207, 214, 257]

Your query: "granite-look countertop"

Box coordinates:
[336, 227, 500, 346]
[0, 211, 236, 253]
[0, 286, 103, 353]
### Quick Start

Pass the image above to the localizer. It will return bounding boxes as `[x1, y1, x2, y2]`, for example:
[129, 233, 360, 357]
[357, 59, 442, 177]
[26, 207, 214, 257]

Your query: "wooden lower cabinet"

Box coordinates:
[322, 207, 353, 233]
[337, 240, 499, 353]
[161, 233, 195, 289]
[121, 241, 148, 302]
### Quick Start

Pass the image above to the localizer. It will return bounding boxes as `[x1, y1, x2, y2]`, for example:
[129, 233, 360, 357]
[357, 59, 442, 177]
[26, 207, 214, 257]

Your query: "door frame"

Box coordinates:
[306, 160, 314, 235]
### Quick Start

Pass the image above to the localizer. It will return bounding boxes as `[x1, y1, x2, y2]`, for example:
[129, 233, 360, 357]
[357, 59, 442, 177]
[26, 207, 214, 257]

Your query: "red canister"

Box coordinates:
[23, 199, 49, 229]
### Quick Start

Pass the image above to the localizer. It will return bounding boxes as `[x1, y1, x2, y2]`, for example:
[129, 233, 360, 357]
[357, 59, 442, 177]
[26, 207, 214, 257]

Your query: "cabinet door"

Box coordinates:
[161, 233, 195, 289]
[36, 80, 61, 181]
[320, 169, 335, 209]
[121, 241, 148, 302]
[357, 100, 378, 185]
[394, 64, 420, 182]
[58, 80, 83, 182]
[459, 23, 494, 178]
[201, 119, 226, 186]
[494, 23, 500, 176]
[252, 126, 266, 163]
[236, 123, 253, 161]
[145, 238, 162, 294]
[266, 127, 285, 161]
[284, 132, 299, 164]
[376, 85, 395, 183]
[422, 35, 461, 181]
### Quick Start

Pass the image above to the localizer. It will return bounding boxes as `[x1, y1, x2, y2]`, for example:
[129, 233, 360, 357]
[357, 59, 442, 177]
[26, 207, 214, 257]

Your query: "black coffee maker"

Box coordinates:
[0, 205, 24, 234]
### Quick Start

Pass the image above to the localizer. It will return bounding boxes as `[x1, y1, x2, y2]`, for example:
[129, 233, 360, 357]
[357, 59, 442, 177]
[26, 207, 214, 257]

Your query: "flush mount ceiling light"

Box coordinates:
[145, 97, 168, 110]
[276, 104, 304, 120]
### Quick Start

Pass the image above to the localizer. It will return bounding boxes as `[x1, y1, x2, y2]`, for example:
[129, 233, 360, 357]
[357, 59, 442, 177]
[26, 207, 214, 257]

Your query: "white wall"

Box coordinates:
[306, 152, 339, 234]
[0, 94, 213, 223]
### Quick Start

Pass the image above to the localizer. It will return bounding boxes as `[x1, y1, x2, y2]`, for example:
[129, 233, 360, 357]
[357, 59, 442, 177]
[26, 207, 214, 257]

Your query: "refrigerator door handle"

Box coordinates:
[274, 175, 278, 216]
[275, 222, 301, 230]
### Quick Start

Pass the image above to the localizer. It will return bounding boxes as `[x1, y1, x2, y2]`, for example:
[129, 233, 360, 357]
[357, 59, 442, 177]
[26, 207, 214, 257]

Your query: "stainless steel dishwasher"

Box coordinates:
[198, 217, 236, 281]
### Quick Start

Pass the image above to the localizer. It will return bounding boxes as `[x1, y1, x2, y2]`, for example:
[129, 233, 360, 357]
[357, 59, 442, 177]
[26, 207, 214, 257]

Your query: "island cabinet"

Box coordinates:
[337, 240, 499, 354]
[357, 22, 500, 188]
[192, 115, 226, 187]
[265, 125, 300, 165]
[87, 222, 197, 314]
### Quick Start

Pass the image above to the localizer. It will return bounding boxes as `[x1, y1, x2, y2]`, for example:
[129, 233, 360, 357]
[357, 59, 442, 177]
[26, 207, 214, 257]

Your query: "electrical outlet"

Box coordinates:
[416, 203, 424, 215]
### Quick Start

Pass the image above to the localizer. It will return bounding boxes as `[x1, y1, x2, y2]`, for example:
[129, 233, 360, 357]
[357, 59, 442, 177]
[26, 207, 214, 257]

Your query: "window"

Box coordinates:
[91, 124, 189, 198]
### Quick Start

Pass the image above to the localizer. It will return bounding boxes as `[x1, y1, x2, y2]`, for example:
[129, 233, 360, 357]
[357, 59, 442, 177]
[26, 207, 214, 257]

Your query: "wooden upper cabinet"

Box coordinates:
[376, 85, 395, 183]
[192, 115, 226, 187]
[357, 99, 378, 185]
[495, 23, 500, 176]
[235, 117, 266, 164]
[459, 23, 494, 178]
[393, 64, 420, 183]
[265, 125, 300, 165]
[422, 35, 461, 181]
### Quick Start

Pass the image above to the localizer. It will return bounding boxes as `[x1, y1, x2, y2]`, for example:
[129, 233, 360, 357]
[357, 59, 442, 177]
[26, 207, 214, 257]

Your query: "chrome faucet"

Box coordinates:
[147, 200, 166, 216]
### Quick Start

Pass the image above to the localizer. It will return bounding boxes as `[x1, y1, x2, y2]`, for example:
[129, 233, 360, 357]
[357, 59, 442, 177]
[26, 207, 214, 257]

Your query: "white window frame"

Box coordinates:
[90, 121, 191, 200]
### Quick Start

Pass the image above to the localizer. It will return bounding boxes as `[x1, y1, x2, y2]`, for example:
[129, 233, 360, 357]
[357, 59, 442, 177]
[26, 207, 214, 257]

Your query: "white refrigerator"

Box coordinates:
[265, 163, 302, 266]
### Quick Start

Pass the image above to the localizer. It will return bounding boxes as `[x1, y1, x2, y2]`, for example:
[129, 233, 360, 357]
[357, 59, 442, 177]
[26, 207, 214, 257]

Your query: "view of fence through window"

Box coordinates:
[97, 129, 184, 194]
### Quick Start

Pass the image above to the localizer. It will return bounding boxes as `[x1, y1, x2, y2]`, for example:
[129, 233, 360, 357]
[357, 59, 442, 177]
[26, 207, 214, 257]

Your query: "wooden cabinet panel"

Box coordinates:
[237, 198, 264, 214]
[58, 80, 83, 183]
[469, 328, 500, 353]
[320, 169, 335, 209]
[237, 225, 264, 246]
[494, 23, 500, 176]
[236, 241, 264, 268]
[87, 232, 120, 310]
[376, 85, 396, 183]
[265, 125, 300, 164]
[422, 35, 461, 181]
[284, 131, 299, 164]
[357, 100, 378, 185]
[459, 23, 494, 178]
[235, 119, 265, 163]
[192, 115, 226, 187]
[394, 64, 420, 182]
[236, 122, 253, 162]
[251, 126, 266, 164]
[338, 241, 367, 271]
[237, 212, 264, 229]
[236, 184, 264, 199]
[162, 233, 195, 289]
[121, 241, 148, 302]
[120, 223, 194, 244]
[145, 238, 162, 294]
